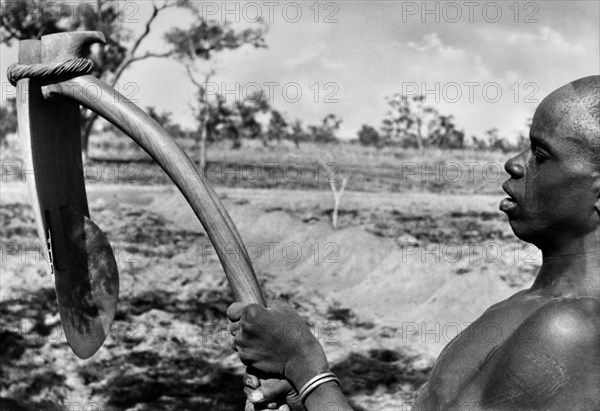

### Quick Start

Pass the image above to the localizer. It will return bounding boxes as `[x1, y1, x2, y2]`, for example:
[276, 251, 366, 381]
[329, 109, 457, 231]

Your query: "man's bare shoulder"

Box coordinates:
[516, 297, 600, 350]
[480, 297, 600, 410]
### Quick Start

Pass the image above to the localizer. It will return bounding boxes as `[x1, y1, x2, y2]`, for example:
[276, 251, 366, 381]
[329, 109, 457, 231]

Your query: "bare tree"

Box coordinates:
[186, 66, 215, 174]
[320, 157, 349, 230]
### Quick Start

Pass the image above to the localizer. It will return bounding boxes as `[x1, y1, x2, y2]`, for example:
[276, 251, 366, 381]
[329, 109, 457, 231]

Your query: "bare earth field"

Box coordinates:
[1, 183, 539, 410]
[1, 138, 538, 410]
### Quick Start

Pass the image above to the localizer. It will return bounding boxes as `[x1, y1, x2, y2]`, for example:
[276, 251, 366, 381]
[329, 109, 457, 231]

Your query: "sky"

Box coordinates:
[1, 0, 599, 140]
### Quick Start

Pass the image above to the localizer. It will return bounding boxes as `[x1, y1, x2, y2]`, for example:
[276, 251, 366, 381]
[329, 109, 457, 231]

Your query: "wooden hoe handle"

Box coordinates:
[44, 75, 265, 305]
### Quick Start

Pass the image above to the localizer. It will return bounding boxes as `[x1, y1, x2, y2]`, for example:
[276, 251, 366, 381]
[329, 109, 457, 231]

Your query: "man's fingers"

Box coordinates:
[243, 372, 298, 411]
[227, 302, 247, 321]
[248, 379, 292, 404]
[229, 321, 241, 336]
[244, 399, 287, 411]
[244, 371, 260, 389]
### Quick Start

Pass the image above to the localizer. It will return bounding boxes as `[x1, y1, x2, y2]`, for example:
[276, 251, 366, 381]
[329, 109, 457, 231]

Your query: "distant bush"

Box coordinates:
[308, 126, 339, 144]
[358, 125, 381, 146]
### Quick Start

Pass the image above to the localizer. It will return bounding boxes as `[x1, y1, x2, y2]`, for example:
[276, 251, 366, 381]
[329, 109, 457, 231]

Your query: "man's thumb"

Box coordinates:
[248, 379, 291, 403]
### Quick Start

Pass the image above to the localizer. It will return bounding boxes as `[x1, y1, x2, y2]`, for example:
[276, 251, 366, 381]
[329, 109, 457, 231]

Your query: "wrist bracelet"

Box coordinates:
[298, 371, 340, 403]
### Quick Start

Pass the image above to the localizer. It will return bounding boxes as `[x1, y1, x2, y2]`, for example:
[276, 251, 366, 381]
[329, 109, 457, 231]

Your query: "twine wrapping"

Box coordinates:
[7, 58, 94, 86]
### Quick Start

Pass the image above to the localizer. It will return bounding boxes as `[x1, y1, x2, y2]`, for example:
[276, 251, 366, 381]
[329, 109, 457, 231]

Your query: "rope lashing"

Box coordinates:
[7, 58, 94, 86]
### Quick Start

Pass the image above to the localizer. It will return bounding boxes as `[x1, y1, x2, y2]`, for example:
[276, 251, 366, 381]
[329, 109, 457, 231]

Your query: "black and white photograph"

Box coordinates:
[0, 1, 599, 409]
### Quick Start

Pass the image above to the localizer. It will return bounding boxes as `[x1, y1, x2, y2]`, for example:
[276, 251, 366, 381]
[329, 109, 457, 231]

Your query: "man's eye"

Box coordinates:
[533, 148, 549, 162]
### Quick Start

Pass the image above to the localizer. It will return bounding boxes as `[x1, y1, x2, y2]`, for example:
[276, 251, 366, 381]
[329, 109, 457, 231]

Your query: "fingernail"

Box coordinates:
[249, 390, 264, 402]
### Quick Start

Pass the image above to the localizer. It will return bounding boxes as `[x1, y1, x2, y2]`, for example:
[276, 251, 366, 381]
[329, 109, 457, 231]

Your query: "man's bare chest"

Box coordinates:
[419, 291, 551, 407]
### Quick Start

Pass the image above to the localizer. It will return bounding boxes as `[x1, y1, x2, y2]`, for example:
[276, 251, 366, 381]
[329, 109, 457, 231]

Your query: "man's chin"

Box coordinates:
[504, 212, 552, 248]
[500, 201, 522, 222]
[507, 219, 540, 244]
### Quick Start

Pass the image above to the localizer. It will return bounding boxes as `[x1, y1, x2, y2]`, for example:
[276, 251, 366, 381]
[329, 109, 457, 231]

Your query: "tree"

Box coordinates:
[381, 94, 421, 146]
[166, 13, 267, 173]
[190, 69, 215, 174]
[428, 114, 465, 149]
[357, 124, 380, 146]
[309, 114, 341, 144]
[0, 97, 18, 143]
[288, 119, 310, 148]
[1, 0, 196, 161]
[1, 0, 71, 42]
[236, 91, 292, 147]
[266, 109, 288, 144]
[381, 94, 466, 149]
[381, 94, 428, 149]
[204, 94, 242, 146]
[236, 90, 270, 145]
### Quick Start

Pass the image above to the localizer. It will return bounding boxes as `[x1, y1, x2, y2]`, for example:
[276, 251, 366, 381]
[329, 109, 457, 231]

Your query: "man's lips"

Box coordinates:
[500, 181, 518, 213]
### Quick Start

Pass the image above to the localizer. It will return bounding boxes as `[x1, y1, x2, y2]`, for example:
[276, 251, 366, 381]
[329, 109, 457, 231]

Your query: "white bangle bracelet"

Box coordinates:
[298, 371, 340, 403]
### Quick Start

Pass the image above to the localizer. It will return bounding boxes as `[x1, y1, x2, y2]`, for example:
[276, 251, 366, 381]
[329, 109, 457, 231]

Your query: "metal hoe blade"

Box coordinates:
[15, 34, 118, 359]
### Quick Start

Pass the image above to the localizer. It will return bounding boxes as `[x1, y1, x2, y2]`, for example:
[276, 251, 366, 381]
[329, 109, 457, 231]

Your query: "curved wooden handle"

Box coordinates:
[44, 75, 265, 306]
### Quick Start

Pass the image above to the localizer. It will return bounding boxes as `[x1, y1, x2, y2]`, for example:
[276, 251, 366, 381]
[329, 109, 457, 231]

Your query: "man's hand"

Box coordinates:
[243, 370, 305, 411]
[227, 300, 329, 388]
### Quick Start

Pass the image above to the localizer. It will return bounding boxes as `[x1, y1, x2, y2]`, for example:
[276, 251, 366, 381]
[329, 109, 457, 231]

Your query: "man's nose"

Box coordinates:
[504, 151, 526, 178]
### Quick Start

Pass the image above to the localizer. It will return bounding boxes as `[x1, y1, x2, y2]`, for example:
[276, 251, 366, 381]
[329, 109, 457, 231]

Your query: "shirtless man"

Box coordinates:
[228, 76, 600, 411]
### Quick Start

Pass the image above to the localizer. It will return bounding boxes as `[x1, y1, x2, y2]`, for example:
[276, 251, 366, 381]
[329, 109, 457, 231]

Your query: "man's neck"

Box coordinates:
[532, 229, 600, 298]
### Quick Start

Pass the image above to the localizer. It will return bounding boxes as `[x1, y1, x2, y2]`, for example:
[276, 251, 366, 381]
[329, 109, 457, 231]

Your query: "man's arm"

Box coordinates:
[453, 298, 600, 411]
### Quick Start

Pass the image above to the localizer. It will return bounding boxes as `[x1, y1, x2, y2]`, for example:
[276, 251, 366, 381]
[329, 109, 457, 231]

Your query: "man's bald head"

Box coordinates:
[533, 75, 600, 170]
[503, 76, 600, 246]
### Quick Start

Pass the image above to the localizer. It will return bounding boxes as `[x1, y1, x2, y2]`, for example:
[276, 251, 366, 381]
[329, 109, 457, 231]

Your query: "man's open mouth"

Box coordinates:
[500, 182, 518, 212]
[499, 197, 518, 212]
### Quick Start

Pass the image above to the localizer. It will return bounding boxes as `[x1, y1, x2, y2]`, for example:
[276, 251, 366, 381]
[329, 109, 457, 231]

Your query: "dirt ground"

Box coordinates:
[0, 181, 538, 410]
